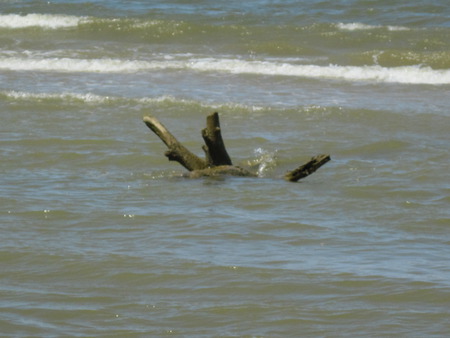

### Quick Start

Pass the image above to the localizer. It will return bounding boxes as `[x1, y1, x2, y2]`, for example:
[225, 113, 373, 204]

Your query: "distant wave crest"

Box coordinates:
[1, 14, 412, 33]
[0, 13, 82, 29]
[0, 13, 175, 32]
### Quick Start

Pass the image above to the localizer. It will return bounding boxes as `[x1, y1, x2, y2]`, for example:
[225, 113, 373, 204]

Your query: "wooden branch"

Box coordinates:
[201, 112, 233, 166]
[284, 154, 330, 182]
[143, 115, 208, 171]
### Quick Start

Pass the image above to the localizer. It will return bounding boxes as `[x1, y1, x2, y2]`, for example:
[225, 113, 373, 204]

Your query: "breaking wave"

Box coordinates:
[1, 56, 449, 85]
[0, 90, 266, 112]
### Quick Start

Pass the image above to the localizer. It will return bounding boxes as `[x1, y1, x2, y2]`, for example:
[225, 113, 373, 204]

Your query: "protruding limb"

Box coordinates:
[143, 115, 208, 171]
[201, 112, 233, 166]
[284, 154, 331, 182]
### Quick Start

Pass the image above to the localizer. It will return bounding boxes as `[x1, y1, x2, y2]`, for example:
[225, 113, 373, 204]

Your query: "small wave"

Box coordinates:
[0, 13, 83, 29]
[0, 13, 186, 35]
[0, 57, 165, 72]
[187, 59, 450, 84]
[1, 90, 266, 112]
[1, 90, 202, 108]
[336, 22, 410, 32]
[1, 56, 449, 85]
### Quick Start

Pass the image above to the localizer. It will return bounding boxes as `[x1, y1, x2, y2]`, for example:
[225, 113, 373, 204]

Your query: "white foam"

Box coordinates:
[0, 14, 82, 29]
[336, 22, 409, 31]
[2, 90, 114, 103]
[2, 90, 208, 106]
[1, 56, 449, 85]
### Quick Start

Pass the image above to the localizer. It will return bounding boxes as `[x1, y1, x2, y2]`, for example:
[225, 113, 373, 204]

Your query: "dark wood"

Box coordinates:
[284, 154, 331, 182]
[201, 112, 233, 166]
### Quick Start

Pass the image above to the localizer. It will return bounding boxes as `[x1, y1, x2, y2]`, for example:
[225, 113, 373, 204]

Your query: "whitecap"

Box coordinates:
[336, 22, 409, 31]
[0, 13, 83, 29]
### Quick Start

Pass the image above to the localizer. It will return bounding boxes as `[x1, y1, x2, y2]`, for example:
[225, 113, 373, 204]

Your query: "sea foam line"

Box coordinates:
[1, 91, 113, 103]
[0, 14, 83, 29]
[0, 90, 265, 111]
[1, 90, 189, 105]
[1, 57, 449, 85]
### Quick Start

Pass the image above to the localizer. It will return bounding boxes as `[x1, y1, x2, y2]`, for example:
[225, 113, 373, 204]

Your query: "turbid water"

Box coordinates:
[1, 0, 450, 336]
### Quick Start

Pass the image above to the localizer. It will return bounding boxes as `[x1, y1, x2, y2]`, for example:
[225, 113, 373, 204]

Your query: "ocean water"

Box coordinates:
[1, 0, 450, 336]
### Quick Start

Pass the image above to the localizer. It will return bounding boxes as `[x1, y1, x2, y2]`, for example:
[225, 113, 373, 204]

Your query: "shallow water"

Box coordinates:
[1, 0, 450, 336]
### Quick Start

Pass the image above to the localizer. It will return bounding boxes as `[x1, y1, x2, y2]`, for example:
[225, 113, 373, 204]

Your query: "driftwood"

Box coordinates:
[143, 112, 330, 182]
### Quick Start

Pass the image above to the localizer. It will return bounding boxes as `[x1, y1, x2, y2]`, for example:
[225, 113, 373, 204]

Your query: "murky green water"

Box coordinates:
[1, 1, 449, 336]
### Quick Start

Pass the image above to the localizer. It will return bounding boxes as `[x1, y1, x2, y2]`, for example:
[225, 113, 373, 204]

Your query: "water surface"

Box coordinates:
[1, 0, 450, 336]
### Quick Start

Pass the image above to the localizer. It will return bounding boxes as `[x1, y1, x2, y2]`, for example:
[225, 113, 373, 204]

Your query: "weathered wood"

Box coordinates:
[143, 116, 207, 171]
[284, 154, 331, 182]
[201, 112, 233, 166]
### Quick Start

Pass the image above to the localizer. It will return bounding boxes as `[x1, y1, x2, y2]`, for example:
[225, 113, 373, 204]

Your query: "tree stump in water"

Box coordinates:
[143, 112, 330, 182]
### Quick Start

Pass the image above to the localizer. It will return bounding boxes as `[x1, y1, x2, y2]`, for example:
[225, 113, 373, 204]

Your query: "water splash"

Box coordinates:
[248, 148, 278, 178]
